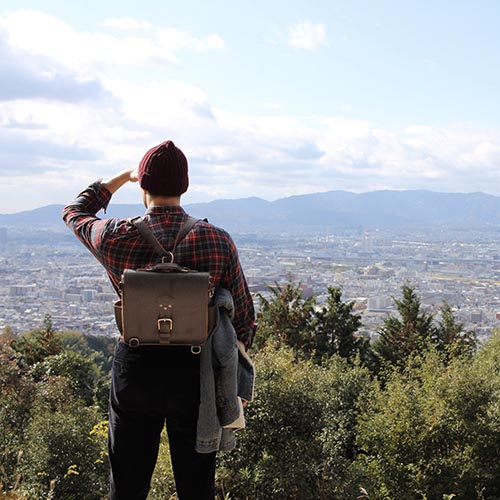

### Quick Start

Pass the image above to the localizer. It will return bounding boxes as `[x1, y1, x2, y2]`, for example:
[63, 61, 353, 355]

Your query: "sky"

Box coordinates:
[0, 0, 499, 213]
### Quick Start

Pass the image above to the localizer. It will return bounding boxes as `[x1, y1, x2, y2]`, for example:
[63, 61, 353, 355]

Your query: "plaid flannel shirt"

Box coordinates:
[62, 181, 255, 348]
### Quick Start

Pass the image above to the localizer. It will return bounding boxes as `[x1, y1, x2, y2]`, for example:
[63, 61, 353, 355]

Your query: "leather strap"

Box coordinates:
[130, 216, 199, 259]
[171, 216, 199, 253]
[131, 217, 170, 255]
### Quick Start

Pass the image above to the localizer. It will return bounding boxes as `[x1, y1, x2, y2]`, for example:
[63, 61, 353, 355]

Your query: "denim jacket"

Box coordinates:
[196, 288, 255, 454]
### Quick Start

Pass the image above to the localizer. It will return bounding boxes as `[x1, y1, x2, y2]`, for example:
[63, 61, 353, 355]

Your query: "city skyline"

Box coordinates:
[1, 223, 498, 342]
[1, 0, 500, 213]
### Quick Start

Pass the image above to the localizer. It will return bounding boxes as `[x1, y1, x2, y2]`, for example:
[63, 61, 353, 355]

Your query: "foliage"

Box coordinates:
[1, 291, 498, 500]
[11, 315, 62, 367]
[311, 286, 370, 364]
[434, 302, 477, 361]
[355, 336, 500, 500]
[19, 378, 108, 500]
[375, 286, 477, 371]
[375, 285, 436, 369]
[31, 350, 100, 406]
[217, 343, 372, 500]
[57, 331, 115, 374]
[255, 280, 315, 352]
[0, 318, 112, 499]
[0, 344, 36, 493]
[256, 280, 371, 365]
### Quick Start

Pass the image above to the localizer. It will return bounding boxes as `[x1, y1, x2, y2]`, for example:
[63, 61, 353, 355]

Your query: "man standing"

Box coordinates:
[63, 140, 255, 500]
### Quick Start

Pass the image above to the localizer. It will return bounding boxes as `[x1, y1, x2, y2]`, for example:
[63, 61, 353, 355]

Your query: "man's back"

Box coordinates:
[63, 184, 254, 348]
[63, 140, 255, 500]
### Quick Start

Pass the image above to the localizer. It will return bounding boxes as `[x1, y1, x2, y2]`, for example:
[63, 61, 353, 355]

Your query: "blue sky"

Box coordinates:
[1, 0, 499, 212]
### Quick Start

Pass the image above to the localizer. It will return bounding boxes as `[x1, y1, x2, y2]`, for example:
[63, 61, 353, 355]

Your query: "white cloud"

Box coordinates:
[288, 21, 326, 50]
[1, 10, 500, 211]
[0, 10, 225, 77]
[102, 17, 154, 31]
[155, 27, 225, 52]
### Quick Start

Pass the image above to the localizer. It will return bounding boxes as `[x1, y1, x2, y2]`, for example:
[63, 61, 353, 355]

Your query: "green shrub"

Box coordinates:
[218, 343, 371, 499]
[32, 350, 100, 406]
[355, 338, 500, 500]
[0, 344, 36, 494]
[18, 378, 108, 500]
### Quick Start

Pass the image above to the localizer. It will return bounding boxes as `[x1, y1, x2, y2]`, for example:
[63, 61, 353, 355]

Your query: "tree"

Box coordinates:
[435, 302, 477, 361]
[217, 344, 372, 500]
[12, 314, 61, 367]
[0, 325, 17, 345]
[256, 280, 315, 353]
[19, 379, 108, 500]
[257, 280, 371, 366]
[32, 350, 101, 406]
[355, 338, 500, 500]
[311, 286, 368, 363]
[375, 285, 436, 369]
[0, 321, 112, 497]
[0, 342, 36, 493]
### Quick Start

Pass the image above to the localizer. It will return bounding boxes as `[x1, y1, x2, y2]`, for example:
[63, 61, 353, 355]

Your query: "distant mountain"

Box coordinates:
[2, 190, 500, 232]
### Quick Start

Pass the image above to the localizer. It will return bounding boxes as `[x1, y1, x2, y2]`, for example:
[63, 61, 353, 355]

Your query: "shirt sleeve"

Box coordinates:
[62, 181, 113, 262]
[224, 237, 256, 349]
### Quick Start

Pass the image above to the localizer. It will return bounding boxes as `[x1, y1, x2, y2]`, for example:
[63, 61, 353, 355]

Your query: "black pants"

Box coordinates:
[108, 342, 216, 500]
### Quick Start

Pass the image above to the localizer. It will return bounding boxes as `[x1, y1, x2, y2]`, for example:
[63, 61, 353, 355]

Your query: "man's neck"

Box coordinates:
[144, 191, 181, 208]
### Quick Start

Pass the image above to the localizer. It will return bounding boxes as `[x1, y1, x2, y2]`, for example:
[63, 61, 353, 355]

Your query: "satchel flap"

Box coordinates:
[120, 268, 210, 347]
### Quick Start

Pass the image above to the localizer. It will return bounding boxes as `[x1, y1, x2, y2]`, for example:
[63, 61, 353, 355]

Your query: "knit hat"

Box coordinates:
[138, 140, 189, 196]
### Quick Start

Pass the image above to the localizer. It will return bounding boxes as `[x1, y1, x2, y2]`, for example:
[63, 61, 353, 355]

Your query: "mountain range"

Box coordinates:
[2, 189, 500, 233]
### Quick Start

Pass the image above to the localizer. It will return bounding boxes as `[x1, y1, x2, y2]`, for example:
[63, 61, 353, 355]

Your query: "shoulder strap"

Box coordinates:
[131, 217, 169, 256]
[171, 216, 198, 253]
[130, 215, 199, 259]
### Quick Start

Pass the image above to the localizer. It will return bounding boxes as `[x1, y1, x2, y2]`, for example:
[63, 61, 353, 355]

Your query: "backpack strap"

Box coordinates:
[130, 215, 199, 262]
[171, 216, 199, 253]
[131, 217, 170, 256]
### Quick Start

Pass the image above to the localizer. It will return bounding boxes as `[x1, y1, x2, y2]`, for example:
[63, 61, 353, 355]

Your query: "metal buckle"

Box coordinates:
[157, 318, 173, 333]
[161, 252, 175, 264]
[129, 338, 140, 348]
[191, 346, 202, 355]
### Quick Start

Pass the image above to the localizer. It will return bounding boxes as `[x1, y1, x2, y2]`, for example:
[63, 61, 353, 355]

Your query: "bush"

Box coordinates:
[218, 343, 372, 499]
[19, 379, 108, 500]
[355, 338, 500, 500]
[32, 350, 100, 406]
[0, 344, 36, 494]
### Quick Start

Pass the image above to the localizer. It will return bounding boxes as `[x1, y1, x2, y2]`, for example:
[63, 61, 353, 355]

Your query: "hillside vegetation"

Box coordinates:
[1, 284, 499, 500]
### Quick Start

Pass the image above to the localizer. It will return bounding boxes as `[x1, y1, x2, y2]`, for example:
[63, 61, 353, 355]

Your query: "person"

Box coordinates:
[62, 140, 256, 500]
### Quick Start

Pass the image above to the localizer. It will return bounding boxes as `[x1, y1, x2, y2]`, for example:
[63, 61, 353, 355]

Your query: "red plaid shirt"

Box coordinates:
[63, 181, 255, 347]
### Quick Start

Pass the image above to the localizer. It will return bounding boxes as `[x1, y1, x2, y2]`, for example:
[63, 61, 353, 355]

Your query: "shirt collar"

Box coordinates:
[144, 205, 186, 216]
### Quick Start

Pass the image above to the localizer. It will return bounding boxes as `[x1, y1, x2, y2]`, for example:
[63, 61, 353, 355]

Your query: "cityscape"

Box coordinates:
[1, 222, 499, 344]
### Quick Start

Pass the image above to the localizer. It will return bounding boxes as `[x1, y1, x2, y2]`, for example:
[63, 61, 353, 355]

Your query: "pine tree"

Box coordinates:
[311, 286, 367, 363]
[257, 281, 372, 364]
[256, 280, 315, 352]
[375, 285, 436, 369]
[435, 302, 477, 361]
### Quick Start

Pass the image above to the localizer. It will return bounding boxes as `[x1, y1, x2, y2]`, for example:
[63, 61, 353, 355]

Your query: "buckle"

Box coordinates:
[128, 338, 140, 348]
[161, 252, 175, 264]
[157, 318, 173, 333]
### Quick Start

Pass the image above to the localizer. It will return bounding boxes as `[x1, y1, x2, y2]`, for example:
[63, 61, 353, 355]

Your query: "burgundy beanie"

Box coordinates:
[137, 140, 189, 196]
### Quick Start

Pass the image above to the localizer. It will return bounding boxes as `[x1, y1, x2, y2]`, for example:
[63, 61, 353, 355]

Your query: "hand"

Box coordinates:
[103, 168, 139, 194]
[129, 169, 139, 183]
